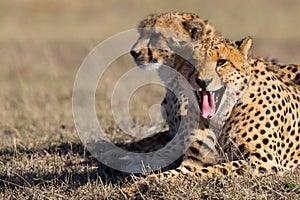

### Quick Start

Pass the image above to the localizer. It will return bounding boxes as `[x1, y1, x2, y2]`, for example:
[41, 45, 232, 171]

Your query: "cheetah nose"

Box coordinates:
[130, 50, 141, 59]
[195, 78, 212, 89]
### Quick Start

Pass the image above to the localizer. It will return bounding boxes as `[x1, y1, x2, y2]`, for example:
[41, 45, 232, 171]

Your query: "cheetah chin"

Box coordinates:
[195, 87, 226, 119]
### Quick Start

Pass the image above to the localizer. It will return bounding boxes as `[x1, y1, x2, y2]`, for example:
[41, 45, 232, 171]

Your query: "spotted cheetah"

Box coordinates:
[123, 11, 300, 177]
[109, 14, 300, 199]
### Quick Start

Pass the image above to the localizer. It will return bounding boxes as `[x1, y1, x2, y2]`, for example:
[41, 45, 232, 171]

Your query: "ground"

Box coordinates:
[1, 0, 300, 199]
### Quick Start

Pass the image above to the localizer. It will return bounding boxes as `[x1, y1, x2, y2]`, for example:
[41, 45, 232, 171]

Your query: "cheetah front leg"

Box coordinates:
[149, 149, 287, 181]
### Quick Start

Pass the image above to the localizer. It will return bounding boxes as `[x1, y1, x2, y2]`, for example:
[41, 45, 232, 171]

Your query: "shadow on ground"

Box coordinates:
[0, 132, 181, 190]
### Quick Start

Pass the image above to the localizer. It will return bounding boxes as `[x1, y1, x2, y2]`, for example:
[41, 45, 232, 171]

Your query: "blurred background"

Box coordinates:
[1, 0, 300, 148]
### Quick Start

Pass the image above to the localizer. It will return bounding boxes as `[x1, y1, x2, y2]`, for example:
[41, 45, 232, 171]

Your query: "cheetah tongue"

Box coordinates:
[201, 91, 216, 119]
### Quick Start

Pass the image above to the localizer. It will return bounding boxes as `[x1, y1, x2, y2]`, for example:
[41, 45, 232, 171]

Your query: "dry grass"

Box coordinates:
[1, 0, 300, 199]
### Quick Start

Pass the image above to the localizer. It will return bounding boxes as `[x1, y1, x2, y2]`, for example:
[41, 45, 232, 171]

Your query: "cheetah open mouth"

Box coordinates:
[195, 87, 225, 119]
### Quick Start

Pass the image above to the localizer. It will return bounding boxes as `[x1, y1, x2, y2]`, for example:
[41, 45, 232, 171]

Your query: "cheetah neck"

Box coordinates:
[209, 60, 253, 135]
[209, 87, 247, 136]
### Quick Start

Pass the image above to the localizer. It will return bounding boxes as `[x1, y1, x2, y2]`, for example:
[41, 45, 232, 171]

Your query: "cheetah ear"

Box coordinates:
[182, 19, 204, 40]
[234, 36, 252, 59]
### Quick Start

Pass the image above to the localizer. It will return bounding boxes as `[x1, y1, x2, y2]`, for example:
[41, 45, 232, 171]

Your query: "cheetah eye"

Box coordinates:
[216, 59, 227, 66]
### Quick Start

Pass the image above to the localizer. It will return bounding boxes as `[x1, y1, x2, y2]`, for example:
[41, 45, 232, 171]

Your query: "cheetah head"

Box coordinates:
[130, 12, 217, 71]
[167, 35, 253, 119]
[192, 36, 253, 119]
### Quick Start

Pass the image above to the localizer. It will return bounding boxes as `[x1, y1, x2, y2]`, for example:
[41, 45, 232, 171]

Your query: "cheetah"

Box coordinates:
[122, 11, 300, 177]
[124, 11, 300, 171]
[109, 15, 300, 199]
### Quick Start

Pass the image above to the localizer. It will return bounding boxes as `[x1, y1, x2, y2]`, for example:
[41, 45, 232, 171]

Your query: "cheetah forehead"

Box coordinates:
[138, 11, 199, 27]
[198, 38, 241, 60]
[137, 11, 218, 39]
